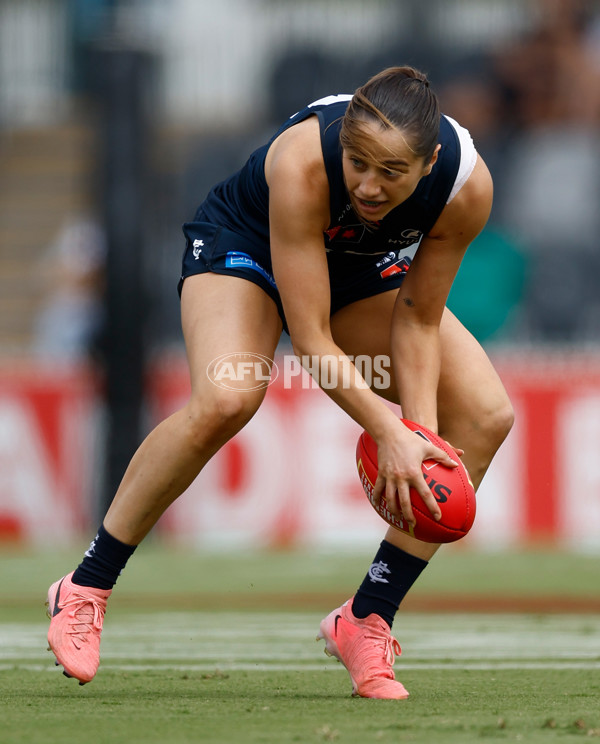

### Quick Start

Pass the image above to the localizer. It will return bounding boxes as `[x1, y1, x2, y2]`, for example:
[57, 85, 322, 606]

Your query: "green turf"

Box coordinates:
[1, 545, 599, 743]
[1, 667, 598, 743]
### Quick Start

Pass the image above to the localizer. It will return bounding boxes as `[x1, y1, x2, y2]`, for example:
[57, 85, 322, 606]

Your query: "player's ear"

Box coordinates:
[422, 144, 441, 176]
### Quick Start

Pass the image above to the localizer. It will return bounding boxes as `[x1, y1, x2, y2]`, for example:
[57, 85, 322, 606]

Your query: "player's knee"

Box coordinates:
[468, 397, 514, 463]
[488, 397, 515, 449]
[184, 389, 262, 450]
[211, 389, 262, 430]
[440, 393, 514, 459]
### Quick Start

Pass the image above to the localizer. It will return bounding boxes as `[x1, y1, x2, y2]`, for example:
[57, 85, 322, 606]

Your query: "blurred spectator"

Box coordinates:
[438, 67, 512, 217]
[489, 0, 600, 342]
[493, 0, 600, 129]
[33, 215, 106, 361]
[438, 70, 529, 344]
[497, 127, 600, 341]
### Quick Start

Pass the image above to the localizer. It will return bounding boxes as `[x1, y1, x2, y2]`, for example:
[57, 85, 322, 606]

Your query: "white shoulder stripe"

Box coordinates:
[289, 94, 352, 120]
[443, 114, 478, 203]
[308, 94, 353, 108]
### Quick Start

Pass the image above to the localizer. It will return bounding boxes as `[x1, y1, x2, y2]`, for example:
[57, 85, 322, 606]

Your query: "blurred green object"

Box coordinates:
[448, 228, 528, 342]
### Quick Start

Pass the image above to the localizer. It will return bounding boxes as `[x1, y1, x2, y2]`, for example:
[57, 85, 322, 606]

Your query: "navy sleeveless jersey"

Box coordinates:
[195, 96, 461, 262]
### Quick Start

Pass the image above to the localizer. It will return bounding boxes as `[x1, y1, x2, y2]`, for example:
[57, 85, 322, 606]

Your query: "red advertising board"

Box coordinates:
[1, 352, 599, 550]
[0, 362, 100, 543]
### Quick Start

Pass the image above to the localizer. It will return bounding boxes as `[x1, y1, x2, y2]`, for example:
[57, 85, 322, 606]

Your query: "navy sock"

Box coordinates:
[352, 540, 428, 628]
[72, 524, 137, 590]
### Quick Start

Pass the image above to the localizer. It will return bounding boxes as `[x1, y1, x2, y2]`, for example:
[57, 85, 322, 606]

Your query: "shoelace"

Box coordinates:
[63, 592, 105, 644]
[359, 631, 402, 679]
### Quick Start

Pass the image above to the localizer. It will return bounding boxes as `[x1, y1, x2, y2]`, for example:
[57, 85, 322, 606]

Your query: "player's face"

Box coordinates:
[342, 120, 440, 221]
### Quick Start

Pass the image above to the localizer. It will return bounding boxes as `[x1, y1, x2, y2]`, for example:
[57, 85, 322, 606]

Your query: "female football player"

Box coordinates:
[47, 66, 513, 698]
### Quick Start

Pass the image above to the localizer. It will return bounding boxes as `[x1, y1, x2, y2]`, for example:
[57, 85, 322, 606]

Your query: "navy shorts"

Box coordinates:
[179, 220, 412, 331]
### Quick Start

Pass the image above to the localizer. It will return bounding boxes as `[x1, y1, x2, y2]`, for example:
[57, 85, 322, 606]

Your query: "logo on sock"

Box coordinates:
[84, 534, 99, 559]
[368, 560, 391, 584]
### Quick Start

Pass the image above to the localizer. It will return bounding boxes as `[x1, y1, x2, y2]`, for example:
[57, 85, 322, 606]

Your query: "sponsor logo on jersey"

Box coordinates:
[380, 256, 411, 279]
[387, 228, 423, 248]
[375, 251, 397, 267]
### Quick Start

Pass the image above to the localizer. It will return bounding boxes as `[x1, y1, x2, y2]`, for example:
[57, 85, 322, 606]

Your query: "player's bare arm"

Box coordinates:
[371, 155, 491, 522]
[390, 154, 493, 432]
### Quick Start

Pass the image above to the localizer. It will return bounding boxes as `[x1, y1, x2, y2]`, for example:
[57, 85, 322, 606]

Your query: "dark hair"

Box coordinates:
[340, 66, 440, 162]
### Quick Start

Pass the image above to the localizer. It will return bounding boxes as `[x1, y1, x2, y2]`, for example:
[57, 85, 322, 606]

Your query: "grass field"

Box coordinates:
[1, 544, 599, 743]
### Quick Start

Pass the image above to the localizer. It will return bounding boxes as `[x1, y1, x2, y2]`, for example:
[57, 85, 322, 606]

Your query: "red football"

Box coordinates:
[356, 419, 476, 543]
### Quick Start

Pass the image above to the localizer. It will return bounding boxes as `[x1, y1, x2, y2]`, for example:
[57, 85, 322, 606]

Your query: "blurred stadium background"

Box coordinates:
[1, 0, 600, 557]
